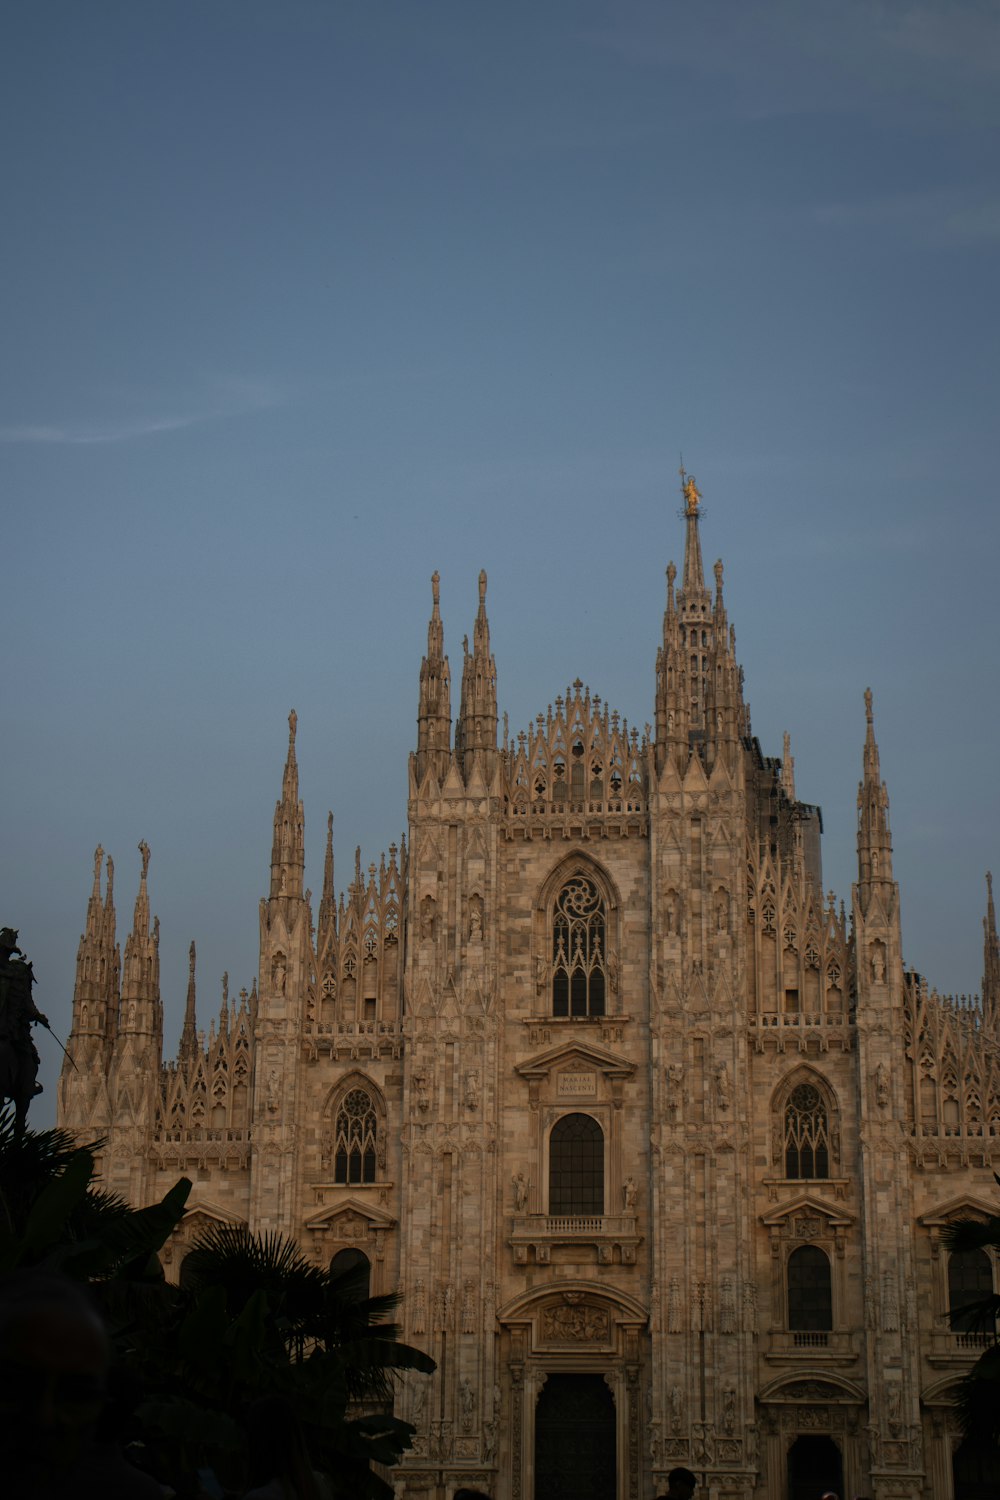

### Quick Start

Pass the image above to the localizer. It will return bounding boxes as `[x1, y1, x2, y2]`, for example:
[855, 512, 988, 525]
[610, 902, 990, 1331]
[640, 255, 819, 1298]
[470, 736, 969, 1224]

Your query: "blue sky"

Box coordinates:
[3, 1, 998, 1122]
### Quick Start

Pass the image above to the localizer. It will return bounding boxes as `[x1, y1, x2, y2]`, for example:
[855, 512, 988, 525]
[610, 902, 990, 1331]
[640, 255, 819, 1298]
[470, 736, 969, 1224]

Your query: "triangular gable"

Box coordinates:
[304, 1197, 397, 1231]
[183, 1198, 247, 1228]
[919, 1195, 999, 1228]
[516, 1038, 635, 1083]
[760, 1194, 855, 1232]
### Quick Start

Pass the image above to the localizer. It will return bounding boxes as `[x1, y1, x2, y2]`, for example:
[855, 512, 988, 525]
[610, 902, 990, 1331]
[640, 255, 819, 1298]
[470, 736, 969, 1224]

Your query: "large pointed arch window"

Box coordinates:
[783, 1082, 830, 1179]
[552, 876, 607, 1017]
[334, 1087, 378, 1184]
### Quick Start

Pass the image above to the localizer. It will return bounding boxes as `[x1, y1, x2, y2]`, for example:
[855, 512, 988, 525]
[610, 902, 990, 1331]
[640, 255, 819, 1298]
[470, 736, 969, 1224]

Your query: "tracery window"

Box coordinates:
[784, 1082, 830, 1179]
[334, 1087, 378, 1184]
[552, 876, 607, 1017]
[787, 1245, 833, 1331]
[549, 1112, 604, 1215]
[949, 1247, 994, 1334]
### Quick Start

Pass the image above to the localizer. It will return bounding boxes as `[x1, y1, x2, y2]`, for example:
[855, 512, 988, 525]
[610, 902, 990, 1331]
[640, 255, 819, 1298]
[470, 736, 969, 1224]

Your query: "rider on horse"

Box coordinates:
[0, 928, 48, 1121]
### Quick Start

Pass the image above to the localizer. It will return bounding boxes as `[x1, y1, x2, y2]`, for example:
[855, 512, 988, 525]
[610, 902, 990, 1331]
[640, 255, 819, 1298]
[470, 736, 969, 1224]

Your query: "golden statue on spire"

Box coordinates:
[679, 460, 702, 516]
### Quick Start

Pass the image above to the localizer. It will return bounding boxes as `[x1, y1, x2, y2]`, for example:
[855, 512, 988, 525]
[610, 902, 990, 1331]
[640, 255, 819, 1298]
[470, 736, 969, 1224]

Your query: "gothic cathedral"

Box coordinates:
[59, 480, 1000, 1500]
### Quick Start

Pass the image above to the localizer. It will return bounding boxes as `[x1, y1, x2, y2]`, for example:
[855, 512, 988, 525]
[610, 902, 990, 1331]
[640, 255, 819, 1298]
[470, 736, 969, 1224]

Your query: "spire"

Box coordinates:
[680, 464, 707, 596]
[984, 871, 1000, 1023]
[219, 970, 230, 1036]
[67, 845, 120, 1075]
[655, 472, 746, 775]
[119, 841, 162, 1040]
[857, 688, 894, 904]
[781, 731, 796, 801]
[132, 839, 151, 940]
[270, 710, 305, 899]
[180, 940, 198, 1064]
[455, 568, 498, 781]
[317, 810, 337, 961]
[415, 571, 452, 783]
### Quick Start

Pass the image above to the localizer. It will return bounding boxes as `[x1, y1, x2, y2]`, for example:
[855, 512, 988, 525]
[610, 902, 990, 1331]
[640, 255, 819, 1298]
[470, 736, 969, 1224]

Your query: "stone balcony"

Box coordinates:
[927, 1328, 996, 1367]
[764, 1329, 858, 1365]
[510, 1212, 640, 1265]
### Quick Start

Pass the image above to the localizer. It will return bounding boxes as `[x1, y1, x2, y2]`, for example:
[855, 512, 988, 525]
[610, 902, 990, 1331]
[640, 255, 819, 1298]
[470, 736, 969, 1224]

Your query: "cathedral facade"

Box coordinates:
[59, 481, 1000, 1500]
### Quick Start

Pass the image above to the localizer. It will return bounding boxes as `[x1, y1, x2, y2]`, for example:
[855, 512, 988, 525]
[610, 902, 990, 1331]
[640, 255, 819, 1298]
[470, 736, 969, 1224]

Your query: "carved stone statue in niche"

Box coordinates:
[465, 1069, 480, 1110]
[271, 953, 286, 994]
[512, 1170, 529, 1211]
[715, 1061, 732, 1110]
[420, 896, 436, 941]
[622, 1176, 637, 1210]
[665, 890, 679, 936]
[415, 1073, 431, 1112]
[468, 898, 483, 942]
[871, 942, 886, 983]
[875, 1060, 890, 1108]
[715, 890, 729, 933]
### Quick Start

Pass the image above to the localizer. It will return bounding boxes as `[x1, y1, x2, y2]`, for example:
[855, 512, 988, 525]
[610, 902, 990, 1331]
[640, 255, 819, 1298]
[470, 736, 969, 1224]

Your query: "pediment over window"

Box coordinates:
[183, 1199, 247, 1230]
[760, 1194, 855, 1235]
[303, 1197, 397, 1233]
[515, 1039, 636, 1085]
[919, 1196, 998, 1229]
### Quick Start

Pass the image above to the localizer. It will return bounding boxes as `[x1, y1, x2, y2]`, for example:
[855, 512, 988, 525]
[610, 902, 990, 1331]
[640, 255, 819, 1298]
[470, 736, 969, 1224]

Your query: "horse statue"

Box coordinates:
[0, 928, 47, 1132]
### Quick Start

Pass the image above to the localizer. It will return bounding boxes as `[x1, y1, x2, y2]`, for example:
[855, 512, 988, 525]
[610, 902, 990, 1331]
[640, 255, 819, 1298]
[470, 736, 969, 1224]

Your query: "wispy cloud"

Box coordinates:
[0, 376, 284, 446]
[814, 184, 1000, 248]
[584, 1, 1000, 127]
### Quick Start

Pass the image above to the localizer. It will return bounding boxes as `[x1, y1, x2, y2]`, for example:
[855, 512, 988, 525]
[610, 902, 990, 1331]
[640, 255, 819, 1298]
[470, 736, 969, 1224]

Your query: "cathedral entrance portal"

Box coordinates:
[953, 1437, 1000, 1499]
[535, 1374, 615, 1500]
[787, 1435, 842, 1500]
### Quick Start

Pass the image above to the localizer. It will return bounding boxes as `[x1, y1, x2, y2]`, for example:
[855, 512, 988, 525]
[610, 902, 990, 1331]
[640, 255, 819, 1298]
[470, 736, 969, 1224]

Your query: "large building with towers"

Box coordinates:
[59, 476, 1000, 1500]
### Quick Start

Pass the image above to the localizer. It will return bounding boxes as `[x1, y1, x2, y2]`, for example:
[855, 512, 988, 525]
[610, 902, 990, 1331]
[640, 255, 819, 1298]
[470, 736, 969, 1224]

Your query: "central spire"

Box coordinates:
[655, 467, 746, 774]
[680, 464, 706, 596]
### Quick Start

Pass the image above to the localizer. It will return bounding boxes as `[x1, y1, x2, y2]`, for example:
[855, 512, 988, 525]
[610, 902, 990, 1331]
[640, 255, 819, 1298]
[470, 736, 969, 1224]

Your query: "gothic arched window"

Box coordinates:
[334, 1087, 378, 1184]
[949, 1247, 994, 1334]
[787, 1245, 833, 1332]
[552, 876, 607, 1018]
[784, 1082, 830, 1179]
[549, 1112, 604, 1216]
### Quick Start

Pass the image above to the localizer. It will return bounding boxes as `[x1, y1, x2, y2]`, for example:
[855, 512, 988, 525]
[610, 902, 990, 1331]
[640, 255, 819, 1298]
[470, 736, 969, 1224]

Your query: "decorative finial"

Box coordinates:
[988, 871, 994, 900]
[327, 810, 333, 836]
[431, 570, 440, 607]
[93, 845, 103, 885]
[138, 840, 150, 879]
[288, 708, 297, 743]
[864, 687, 873, 724]
[479, 569, 487, 605]
[189, 940, 196, 973]
[714, 559, 724, 589]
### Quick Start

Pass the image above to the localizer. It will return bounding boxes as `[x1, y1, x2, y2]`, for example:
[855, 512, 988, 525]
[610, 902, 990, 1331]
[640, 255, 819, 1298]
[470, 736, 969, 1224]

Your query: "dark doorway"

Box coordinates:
[954, 1437, 1000, 1499]
[535, 1373, 615, 1500]
[787, 1434, 842, 1500]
